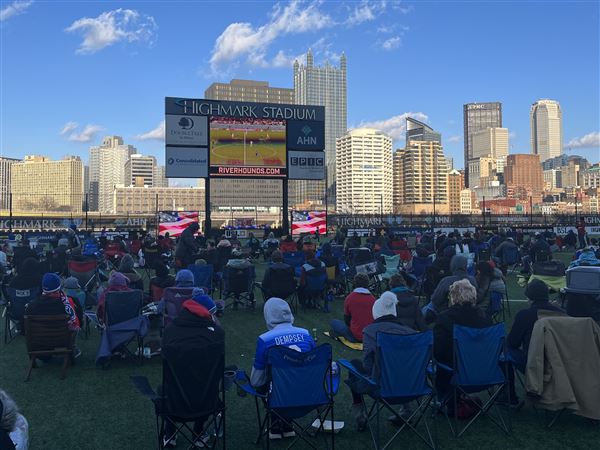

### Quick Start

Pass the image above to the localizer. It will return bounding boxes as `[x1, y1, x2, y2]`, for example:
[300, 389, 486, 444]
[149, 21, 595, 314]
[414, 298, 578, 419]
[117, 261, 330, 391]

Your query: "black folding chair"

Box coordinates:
[221, 265, 255, 309]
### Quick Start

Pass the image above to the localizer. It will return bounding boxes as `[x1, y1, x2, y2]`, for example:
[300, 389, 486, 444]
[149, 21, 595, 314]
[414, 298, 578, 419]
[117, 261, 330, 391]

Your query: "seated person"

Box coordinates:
[117, 254, 143, 291]
[246, 232, 261, 257]
[329, 274, 376, 343]
[225, 249, 253, 270]
[422, 246, 455, 299]
[174, 269, 195, 288]
[428, 254, 477, 317]
[346, 292, 415, 430]
[433, 279, 492, 406]
[150, 262, 176, 290]
[493, 237, 519, 268]
[568, 247, 600, 268]
[250, 297, 315, 389]
[319, 243, 340, 278]
[262, 251, 296, 299]
[279, 235, 297, 253]
[507, 279, 564, 372]
[9, 257, 42, 290]
[0, 389, 29, 450]
[161, 286, 224, 448]
[299, 250, 326, 286]
[475, 261, 506, 313]
[388, 274, 427, 331]
[97, 272, 131, 323]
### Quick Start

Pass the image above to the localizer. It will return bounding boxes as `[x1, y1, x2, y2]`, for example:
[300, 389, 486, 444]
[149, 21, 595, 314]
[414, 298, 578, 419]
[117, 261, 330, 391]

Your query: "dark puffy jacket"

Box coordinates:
[175, 224, 200, 264]
[362, 316, 415, 375]
[390, 287, 428, 331]
[431, 255, 477, 313]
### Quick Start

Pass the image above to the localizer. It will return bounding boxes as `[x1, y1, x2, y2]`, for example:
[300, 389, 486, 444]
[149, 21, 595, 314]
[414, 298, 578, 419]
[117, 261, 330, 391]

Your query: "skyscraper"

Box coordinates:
[406, 117, 441, 144]
[447, 169, 462, 214]
[504, 154, 543, 203]
[0, 156, 20, 210]
[125, 154, 156, 187]
[463, 102, 502, 187]
[471, 127, 509, 159]
[394, 119, 448, 214]
[11, 155, 83, 213]
[530, 99, 563, 162]
[89, 136, 137, 212]
[294, 50, 347, 206]
[336, 128, 393, 214]
[204, 79, 292, 209]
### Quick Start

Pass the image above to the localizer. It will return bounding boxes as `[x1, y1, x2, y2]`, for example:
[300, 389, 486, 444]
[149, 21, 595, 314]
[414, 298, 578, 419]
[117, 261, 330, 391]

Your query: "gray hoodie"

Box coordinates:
[431, 254, 477, 313]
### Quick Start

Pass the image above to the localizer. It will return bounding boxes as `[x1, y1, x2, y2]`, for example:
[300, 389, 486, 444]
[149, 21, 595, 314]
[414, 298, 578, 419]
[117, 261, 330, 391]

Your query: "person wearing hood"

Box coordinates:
[429, 254, 478, 316]
[568, 247, 600, 269]
[329, 274, 376, 343]
[117, 254, 143, 290]
[9, 257, 42, 290]
[388, 274, 427, 331]
[97, 272, 131, 323]
[250, 298, 315, 389]
[347, 291, 416, 430]
[160, 286, 224, 448]
[175, 222, 201, 269]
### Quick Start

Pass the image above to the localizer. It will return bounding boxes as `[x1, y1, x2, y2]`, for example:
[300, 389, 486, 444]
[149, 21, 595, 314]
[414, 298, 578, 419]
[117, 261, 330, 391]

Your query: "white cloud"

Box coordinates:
[136, 121, 165, 141]
[0, 0, 33, 22]
[567, 131, 600, 149]
[359, 112, 429, 143]
[60, 121, 79, 136]
[346, 1, 377, 25]
[65, 124, 103, 142]
[381, 36, 401, 50]
[508, 130, 517, 139]
[209, 1, 332, 72]
[65, 8, 157, 54]
[448, 135, 462, 143]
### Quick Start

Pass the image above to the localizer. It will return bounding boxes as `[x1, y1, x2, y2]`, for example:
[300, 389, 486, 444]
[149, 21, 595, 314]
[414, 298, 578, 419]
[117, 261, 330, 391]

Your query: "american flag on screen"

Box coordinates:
[291, 211, 327, 235]
[158, 211, 199, 237]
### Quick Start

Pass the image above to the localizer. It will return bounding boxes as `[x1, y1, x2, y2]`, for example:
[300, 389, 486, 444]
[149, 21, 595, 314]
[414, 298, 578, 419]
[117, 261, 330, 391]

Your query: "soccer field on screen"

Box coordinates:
[210, 122, 286, 168]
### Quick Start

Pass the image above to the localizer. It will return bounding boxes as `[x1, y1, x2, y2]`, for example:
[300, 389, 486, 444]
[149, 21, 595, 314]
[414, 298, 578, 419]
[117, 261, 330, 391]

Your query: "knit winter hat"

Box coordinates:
[62, 276, 81, 290]
[175, 269, 194, 287]
[42, 273, 62, 293]
[191, 287, 217, 314]
[109, 272, 129, 287]
[372, 291, 398, 320]
[525, 279, 549, 302]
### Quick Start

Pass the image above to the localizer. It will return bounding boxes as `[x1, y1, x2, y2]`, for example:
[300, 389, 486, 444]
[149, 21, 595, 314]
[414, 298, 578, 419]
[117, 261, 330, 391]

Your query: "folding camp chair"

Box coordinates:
[500, 246, 520, 275]
[4, 287, 41, 344]
[381, 254, 401, 281]
[489, 291, 509, 323]
[283, 252, 306, 278]
[24, 314, 75, 381]
[221, 265, 255, 309]
[439, 324, 511, 438]
[68, 259, 99, 292]
[236, 344, 336, 450]
[131, 337, 225, 449]
[406, 256, 433, 300]
[96, 289, 147, 367]
[162, 287, 194, 328]
[302, 268, 328, 310]
[339, 331, 436, 450]
[188, 264, 215, 294]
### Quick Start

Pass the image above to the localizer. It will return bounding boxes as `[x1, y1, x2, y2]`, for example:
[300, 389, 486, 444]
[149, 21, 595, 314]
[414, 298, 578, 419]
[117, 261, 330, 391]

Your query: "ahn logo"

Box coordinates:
[291, 156, 324, 167]
[297, 125, 316, 145]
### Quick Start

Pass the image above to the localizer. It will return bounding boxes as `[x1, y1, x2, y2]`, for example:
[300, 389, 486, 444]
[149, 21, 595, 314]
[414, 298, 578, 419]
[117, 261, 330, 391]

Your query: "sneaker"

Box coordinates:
[162, 434, 177, 448]
[351, 403, 367, 431]
[282, 430, 296, 438]
[268, 431, 283, 440]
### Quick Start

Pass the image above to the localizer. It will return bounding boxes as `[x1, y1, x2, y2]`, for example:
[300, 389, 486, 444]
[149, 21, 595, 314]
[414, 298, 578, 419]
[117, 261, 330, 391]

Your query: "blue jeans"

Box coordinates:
[330, 319, 359, 343]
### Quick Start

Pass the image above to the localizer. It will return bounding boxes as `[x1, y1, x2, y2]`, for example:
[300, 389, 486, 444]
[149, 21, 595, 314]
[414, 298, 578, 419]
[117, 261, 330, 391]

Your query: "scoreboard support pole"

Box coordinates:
[282, 178, 289, 235]
[204, 177, 212, 237]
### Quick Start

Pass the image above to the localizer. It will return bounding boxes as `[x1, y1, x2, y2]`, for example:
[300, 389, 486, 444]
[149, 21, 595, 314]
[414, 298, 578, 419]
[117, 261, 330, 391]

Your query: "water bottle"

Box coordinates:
[312, 328, 318, 342]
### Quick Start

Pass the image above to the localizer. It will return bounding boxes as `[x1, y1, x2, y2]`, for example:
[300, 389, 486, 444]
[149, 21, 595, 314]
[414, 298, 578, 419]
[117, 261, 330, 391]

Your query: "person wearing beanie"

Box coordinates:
[174, 269, 195, 288]
[191, 288, 217, 315]
[346, 291, 415, 430]
[507, 279, 564, 372]
[250, 298, 315, 389]
[427, 254, 478, 319]
[160, 286, 225, 448]
[96, 272, 131, 323]
[329, 273, 376, 343]
[117, 254, 143, 290]
[62, 276, 87, 313]
[25, 273, 81, 332]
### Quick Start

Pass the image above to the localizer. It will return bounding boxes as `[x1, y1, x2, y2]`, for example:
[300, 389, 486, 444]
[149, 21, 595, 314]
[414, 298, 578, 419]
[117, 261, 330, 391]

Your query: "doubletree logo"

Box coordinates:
[178, 117, 194, 129]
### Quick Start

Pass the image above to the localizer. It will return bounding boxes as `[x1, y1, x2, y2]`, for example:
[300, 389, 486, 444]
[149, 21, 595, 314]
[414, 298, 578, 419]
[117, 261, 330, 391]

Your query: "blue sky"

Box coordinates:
[1, 0, 599, 169]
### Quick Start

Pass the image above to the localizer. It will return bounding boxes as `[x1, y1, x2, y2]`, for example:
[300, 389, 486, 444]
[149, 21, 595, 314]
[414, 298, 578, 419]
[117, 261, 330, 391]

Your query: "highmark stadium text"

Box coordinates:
[177, 100, 318, 120]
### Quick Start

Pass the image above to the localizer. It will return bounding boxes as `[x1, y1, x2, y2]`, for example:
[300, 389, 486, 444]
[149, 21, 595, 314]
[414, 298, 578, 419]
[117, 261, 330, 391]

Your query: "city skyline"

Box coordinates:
[1, 1, 598, 170]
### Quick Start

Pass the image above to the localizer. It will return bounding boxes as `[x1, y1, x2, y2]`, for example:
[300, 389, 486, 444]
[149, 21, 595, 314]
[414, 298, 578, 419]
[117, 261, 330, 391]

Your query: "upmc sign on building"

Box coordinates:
[165, 97, 325, 180]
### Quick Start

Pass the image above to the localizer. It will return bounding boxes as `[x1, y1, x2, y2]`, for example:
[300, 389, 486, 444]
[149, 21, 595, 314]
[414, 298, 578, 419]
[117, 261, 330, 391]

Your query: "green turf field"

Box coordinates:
[210, 127, 286, 167]
[1, 249, 597, 449]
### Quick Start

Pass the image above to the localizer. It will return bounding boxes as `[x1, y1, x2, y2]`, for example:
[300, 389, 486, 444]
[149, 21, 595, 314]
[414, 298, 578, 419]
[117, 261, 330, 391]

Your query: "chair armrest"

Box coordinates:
[338, 359, 377, 386]
[234, 370, 266, 398]
[434, 362, 454, 373]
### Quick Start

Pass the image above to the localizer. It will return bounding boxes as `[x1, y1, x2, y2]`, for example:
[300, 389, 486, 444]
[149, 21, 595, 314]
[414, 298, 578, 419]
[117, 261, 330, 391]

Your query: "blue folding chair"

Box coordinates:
[303, 268, 328, 310]
[339, 331, 436, 450]
[3, 287, 41, 344]
[236, 344, 337, 449]
[489, 291, 509, 323]
[440, 324, 511, 438]
[406, 256, 433, 299]
[187, 263, 214, 294]
[282, 252, 306, 278]
[381, 254, 401, 281]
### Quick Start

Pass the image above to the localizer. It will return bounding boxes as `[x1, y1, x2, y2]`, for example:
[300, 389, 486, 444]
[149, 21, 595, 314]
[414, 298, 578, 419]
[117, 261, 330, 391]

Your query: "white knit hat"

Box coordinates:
[372, 291, 398, 320]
